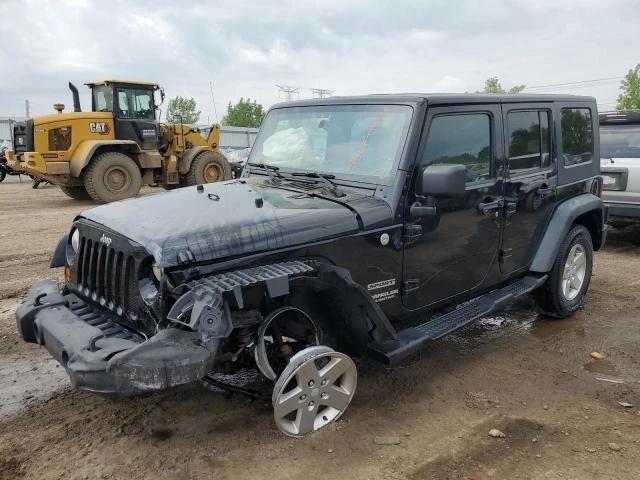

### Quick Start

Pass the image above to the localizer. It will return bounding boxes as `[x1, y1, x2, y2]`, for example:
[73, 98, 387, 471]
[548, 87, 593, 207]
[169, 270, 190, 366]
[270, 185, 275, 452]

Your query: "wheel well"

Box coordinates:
[574, 209, 604, 250]
[84, 146, 141, 174]
[285, 267, 397, 356]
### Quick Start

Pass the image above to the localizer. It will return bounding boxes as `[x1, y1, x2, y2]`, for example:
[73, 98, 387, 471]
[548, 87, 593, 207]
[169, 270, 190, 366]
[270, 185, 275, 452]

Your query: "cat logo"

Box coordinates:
[89, 122, 110, 135]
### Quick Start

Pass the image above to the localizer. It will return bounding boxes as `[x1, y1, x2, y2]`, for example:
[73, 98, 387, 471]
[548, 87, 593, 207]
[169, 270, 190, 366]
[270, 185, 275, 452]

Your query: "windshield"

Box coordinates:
[248, 104, 413, 184]
[600, 124, 640, 158]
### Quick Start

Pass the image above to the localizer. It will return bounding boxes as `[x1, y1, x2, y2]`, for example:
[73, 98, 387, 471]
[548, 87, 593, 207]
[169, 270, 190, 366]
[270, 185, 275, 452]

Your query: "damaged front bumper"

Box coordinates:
[16, 279, 220, 396]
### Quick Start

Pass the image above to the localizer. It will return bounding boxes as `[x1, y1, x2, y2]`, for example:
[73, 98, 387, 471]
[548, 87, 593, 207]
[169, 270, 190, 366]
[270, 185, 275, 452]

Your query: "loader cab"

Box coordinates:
[88, 80, 160, 150]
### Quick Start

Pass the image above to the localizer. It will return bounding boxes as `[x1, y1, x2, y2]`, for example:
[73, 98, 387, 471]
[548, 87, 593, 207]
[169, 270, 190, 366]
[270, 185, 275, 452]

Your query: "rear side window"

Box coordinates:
[507, 110, 550, 172]
[422, 113, 491, 183]
[561, 108, 593, 166]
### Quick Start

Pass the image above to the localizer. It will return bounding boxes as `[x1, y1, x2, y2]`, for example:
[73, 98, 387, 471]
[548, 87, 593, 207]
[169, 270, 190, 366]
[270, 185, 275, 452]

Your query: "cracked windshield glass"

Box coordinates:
[248, 104, 413, 183]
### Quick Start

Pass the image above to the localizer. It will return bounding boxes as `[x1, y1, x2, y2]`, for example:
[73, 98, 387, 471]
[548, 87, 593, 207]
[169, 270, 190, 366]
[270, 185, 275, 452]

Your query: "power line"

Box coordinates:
[524, 76, 623, 91]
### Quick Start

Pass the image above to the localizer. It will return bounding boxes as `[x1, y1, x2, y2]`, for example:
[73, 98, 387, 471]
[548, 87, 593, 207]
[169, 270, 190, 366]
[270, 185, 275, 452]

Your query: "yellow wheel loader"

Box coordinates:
[7, 80, 234, 202]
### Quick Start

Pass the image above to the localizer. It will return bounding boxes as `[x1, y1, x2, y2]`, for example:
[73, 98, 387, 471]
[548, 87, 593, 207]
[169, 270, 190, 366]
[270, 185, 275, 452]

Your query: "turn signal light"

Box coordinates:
[64, 266, 72, 284]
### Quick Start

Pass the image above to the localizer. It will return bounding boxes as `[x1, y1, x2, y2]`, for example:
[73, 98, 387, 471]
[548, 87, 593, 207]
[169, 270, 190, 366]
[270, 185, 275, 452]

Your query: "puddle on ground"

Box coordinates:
[0, 352, 69, 420]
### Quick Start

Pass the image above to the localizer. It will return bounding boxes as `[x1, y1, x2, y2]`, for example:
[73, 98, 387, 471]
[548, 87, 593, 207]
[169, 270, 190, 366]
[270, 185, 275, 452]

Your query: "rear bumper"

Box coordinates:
[604, 201, 640, 225]
[16, 279, 220, 396]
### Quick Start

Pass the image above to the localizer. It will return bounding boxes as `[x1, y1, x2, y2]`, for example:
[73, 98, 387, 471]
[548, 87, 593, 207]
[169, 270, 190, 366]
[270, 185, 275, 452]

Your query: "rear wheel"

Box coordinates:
[59, 185, 92, 200]
[184, 150, 231, 186]
[534, 224, 593, 318]
[0, 165, 6, 183]
[84, 151, 142, 203]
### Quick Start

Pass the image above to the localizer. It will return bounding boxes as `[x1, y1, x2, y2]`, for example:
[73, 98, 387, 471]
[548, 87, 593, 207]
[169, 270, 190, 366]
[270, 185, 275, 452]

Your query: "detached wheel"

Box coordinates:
[84, 151, 142, 203]
[534, 224, 593, 318]
[272, 345, 357, 437]
[59, 186, 92, 200]
[184, 150, 231, 186]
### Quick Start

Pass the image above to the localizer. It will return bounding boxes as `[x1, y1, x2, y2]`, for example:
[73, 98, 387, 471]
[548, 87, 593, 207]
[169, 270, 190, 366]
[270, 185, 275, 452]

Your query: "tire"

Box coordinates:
[83, 151, 142, 203]
[59, 185, 93, 200]
[0, 165, 6, 183]
[534, 224, 593, 318]
[184, 150, 232, 186]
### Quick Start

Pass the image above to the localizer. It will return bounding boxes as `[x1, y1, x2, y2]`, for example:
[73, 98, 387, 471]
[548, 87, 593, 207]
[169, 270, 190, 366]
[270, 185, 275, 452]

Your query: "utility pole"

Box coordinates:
[25, 99, 30, 118]
[311, 88, 332, 99]
[209, 81, 219, 123]
[276, 85, 300, 102]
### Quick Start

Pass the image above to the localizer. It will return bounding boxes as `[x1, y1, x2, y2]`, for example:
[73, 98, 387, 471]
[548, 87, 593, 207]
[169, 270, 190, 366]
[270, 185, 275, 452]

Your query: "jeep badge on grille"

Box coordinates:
[99, 233, 112, 247]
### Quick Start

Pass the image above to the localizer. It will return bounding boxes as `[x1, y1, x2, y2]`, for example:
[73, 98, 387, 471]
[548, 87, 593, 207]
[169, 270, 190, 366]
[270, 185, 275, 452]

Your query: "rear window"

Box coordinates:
[600, 124, 640, 158]
[561, 108, 594, 166]
[507, 110, 551, 172]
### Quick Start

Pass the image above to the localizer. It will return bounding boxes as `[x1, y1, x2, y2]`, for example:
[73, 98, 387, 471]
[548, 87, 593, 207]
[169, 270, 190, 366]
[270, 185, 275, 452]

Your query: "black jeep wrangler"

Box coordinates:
[17, 94, 606, 437]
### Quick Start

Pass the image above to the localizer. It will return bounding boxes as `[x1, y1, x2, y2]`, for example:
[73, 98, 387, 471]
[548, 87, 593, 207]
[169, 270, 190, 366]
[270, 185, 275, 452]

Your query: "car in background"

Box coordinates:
[600, 111, 640, 227]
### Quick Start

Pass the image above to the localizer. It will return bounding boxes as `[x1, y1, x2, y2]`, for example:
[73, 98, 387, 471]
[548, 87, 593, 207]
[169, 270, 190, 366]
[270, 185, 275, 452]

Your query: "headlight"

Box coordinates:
[71, 229, 80, 253]
[66, 228, 80, 265]
[139, 260, 161, 306]
[152, 264, 162, 282]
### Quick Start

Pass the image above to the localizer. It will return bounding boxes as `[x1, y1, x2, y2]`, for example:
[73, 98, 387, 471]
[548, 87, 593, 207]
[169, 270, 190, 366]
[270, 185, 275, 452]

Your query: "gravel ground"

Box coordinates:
[1, 176, 639, 480]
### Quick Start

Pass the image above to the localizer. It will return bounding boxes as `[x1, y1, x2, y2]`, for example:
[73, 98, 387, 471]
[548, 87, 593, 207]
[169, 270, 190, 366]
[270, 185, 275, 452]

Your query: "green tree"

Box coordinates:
[616, 64, 640, 110]
[166, 96, 201, 124]
[222, 98, 266, 128]
[483, 77, 526, 94]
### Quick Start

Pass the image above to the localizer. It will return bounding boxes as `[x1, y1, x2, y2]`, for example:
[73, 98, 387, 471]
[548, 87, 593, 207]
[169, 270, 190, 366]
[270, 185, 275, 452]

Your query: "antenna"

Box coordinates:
[276, 85, 300, 101]
[311, 88, 332, 99]
[209, 81, 219, 123]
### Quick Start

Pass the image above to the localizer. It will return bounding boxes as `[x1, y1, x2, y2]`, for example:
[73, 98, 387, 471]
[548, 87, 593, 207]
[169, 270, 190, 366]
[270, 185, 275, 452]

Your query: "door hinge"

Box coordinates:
[402, 278, 420, 294]
[403, 224, 423, 246]
[499, 248, 513, 262]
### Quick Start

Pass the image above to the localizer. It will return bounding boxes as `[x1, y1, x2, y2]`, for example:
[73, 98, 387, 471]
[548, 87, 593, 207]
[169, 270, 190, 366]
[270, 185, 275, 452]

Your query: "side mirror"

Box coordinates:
[420, 164, 467, 197]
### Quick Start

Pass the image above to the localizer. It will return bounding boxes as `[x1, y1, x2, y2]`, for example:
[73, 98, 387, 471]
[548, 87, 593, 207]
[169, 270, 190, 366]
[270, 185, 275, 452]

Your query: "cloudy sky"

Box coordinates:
[0, 0, 638, 121]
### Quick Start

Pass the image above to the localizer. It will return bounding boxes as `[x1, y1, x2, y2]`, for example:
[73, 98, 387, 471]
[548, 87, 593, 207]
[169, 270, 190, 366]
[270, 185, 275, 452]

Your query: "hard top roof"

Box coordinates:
[271, 93, 596, 109]
[86, 80, 160, 88]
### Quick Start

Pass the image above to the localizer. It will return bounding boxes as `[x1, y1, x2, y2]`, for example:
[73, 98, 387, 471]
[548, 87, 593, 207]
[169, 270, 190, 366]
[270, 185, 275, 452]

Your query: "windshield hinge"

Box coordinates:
[403, 224, 423, 246]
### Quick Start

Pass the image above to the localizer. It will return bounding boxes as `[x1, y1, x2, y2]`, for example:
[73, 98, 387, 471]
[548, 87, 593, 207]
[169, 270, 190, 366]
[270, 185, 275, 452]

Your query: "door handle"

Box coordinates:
[478, 199, 504, 215]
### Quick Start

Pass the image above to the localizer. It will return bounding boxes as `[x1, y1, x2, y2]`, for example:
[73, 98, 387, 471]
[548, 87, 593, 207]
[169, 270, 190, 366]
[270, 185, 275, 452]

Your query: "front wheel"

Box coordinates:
[84, 151, 142, 203]
[534, 224, 593, 318]
[0, 165, 6, 183]
[59, 185, 93, 200]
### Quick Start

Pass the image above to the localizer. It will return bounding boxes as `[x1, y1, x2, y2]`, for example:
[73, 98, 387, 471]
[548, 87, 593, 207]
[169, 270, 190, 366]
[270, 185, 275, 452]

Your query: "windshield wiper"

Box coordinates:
[247, 163, 284, 184]
[291, 171, 345, 197]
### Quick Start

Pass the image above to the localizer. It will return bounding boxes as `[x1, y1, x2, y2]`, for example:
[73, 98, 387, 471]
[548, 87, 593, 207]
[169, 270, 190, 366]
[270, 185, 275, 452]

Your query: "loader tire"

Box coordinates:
[59, 186, 92, 200]
[84, 151, 142, 203]
[184, 150, 232, 186]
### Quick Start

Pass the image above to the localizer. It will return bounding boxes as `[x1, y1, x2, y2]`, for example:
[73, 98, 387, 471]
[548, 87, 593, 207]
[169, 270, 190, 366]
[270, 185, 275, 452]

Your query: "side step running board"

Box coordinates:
[368, 274, 548, 365]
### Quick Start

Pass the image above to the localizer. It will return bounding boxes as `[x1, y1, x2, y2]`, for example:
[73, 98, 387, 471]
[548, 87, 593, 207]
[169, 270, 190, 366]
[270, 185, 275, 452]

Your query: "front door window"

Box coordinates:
[116, 88, 155, 120]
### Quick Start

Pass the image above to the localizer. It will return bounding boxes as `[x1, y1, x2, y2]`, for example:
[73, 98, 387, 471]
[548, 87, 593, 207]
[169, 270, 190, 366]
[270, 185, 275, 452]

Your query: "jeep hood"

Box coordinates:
[80, 179, 392, 268]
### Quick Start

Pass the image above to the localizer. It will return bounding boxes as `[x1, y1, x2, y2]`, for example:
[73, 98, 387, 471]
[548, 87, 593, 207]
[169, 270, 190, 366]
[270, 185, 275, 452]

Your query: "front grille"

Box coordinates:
[76, 236, 142, 319]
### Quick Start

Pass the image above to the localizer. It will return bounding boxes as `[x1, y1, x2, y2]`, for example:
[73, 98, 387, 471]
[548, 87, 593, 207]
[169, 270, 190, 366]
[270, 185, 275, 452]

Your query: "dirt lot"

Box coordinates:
[1, 177, 639, 479]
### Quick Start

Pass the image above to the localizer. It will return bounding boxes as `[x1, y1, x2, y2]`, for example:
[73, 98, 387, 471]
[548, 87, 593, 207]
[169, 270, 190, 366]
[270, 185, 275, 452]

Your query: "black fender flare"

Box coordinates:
[50, 234, 69, 268]
[289, 263, 398, 355]
[530, 194, 606, 273]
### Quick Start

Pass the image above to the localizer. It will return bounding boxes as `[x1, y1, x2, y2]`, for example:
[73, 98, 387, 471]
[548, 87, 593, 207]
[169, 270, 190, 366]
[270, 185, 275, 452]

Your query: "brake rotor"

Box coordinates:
[272, 345, 357, 437]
